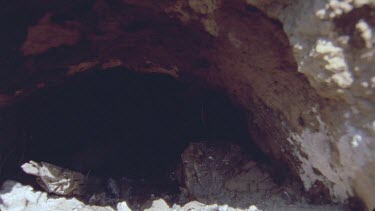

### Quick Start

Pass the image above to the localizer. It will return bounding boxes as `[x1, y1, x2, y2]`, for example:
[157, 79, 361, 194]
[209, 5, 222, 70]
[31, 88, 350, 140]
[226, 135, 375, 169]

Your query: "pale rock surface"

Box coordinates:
[0, 181, 264, 211]
[117, 202, 132, 211]
[144, 199, 170, 211]
[241, 1, 375, 209]
[0, 180, 114, 211]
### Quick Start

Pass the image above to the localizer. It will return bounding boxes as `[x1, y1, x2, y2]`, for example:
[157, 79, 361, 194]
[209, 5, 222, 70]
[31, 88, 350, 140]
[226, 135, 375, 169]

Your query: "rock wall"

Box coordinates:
[0, 0, 373, 209]
[163, 0, 375, 209]
[242, 1, 375, 209]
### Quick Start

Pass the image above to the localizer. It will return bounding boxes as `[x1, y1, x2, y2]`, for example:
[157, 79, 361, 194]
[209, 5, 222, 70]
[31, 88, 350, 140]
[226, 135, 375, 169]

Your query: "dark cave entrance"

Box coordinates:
[1, 67, 267, 206]
[0, 0, 358, 209]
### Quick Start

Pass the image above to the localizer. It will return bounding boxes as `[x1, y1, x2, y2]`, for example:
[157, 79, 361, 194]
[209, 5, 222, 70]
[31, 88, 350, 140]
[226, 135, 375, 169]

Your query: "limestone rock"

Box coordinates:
[241, 1, 375, 209]
[144, 199, 170, 211]
[0, 180, 114, 211]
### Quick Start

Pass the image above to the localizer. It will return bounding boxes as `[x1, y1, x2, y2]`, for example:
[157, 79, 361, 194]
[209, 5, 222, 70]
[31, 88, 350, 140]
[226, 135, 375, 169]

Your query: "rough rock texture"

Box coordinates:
[164, 1, 375, 209]
[240, 1, 375, 209]
[177, 142, 348, 210]
[0, 180, 116, 211]
[1, 181, 346, 211]
[0, 0, 374, 210]
[6, 142, 348, 211]
[178, 142, 280, 207]
[1, 181, 263, 211]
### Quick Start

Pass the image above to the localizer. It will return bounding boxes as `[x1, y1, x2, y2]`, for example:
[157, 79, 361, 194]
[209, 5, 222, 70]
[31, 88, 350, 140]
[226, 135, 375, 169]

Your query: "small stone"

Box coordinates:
[144, 199, 170, 211]
[248, 205, 262, 211]
[117, 201, 132, 211]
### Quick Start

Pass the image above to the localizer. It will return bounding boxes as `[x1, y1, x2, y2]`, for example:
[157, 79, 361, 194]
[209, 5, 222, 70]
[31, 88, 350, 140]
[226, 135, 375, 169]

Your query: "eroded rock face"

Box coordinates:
[239, 1, 375, 209]
[177, 142, 348, 210]
[0, 0, 374, 209]
[164, 1, 375, 209]
[178, 142, 279, 207]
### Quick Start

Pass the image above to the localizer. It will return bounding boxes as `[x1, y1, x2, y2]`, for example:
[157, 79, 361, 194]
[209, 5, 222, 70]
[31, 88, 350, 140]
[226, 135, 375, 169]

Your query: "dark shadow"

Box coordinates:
[1, 67, 264, 208]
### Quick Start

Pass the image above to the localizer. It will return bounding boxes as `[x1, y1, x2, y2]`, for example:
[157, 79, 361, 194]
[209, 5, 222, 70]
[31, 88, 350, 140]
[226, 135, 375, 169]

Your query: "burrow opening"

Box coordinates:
[0, 67, 277, 209]
[0, 1, 347, 209]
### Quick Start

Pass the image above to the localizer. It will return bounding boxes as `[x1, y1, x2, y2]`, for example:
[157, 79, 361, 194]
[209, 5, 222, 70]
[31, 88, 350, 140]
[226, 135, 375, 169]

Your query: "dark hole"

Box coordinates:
[1, 67, 264, 205]
[12, 69, 190, 179]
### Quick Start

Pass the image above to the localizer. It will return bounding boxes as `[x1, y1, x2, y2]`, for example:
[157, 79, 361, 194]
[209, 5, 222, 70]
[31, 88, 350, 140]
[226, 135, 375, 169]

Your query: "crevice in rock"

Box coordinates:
[1, 68, 278, 209]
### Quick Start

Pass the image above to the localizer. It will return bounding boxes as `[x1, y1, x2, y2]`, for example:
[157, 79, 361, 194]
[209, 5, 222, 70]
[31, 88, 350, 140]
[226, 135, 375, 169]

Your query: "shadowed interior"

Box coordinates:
[0, 68, 266, 199]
